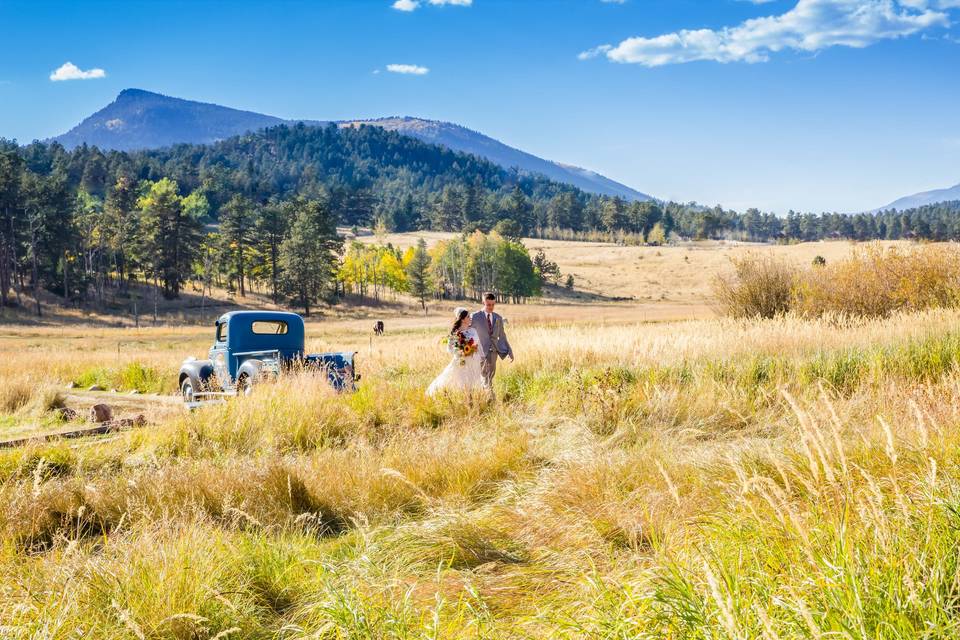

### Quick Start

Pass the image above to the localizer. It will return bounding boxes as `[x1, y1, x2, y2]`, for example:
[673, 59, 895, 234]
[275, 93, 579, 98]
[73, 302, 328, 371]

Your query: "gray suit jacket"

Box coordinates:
[472, 310, 513, 360]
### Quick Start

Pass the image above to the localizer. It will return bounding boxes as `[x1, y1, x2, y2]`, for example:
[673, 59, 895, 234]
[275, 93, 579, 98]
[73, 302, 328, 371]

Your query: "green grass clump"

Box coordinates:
[72, 361, 167, 393]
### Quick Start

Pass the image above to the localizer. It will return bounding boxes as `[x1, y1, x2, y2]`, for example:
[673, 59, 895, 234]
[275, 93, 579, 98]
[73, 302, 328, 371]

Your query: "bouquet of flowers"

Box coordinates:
[449, 331, 478, 366]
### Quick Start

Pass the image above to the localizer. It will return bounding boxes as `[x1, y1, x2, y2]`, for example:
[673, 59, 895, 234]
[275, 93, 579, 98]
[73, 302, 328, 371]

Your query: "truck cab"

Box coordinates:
[179, 310, 356, 404]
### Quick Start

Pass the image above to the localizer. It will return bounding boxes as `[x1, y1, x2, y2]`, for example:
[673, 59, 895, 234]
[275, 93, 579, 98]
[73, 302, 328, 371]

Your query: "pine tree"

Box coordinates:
[432, 186, 463, 231]
[219, 195, 256, 297]
[105, 175, 139, 291]
[601, 197, 628, 234]
[137, 178, 204, 299]
[532, 249, 560, 284]
[257, 200, 289, 303]
[406, 237, 433, 313]
[506, 186, 534, 235]
[278, 197, 341, 316]
[0, 145, 23, 307]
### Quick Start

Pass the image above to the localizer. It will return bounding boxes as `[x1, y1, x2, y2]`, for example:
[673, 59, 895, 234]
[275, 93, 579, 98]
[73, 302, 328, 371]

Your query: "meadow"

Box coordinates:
[4, 240, 960, 637]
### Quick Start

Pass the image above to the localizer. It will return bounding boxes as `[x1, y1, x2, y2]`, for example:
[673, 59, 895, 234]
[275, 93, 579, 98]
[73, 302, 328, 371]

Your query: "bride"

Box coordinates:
[427, 307, 488, 396]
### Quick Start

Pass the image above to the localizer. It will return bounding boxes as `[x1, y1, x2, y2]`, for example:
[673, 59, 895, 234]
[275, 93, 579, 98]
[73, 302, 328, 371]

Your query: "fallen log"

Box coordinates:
[0, 415, 147, 449]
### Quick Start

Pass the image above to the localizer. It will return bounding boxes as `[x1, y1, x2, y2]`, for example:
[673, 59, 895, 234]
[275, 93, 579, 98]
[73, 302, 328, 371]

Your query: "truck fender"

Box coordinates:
[179, 359, 215, 392]
[236, 359, 265, 389]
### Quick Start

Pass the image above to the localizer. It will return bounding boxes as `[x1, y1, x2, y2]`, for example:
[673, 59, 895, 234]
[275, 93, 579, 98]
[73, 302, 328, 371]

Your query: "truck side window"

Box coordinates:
[252, 321, 288, 335]
[216, 322, 228, 342]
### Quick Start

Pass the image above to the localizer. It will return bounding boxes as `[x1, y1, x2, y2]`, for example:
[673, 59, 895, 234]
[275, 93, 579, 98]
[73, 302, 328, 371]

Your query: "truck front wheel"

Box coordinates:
[237, 374, 254, 397]
[181, 377, 196, 403]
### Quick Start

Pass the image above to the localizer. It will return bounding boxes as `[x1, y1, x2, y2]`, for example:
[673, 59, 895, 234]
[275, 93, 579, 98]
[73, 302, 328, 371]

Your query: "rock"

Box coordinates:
[56, 407, 80, 421]
[87, 384, 105, 392]
[128, 389, 141, 395]
[118, 414, 147, 428]
[89, 404, 113, 423]
[66, 381, 77, 389]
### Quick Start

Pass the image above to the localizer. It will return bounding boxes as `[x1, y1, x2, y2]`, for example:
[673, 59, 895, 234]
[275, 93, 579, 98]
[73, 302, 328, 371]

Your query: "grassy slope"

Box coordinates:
[4, 303, 960, 636]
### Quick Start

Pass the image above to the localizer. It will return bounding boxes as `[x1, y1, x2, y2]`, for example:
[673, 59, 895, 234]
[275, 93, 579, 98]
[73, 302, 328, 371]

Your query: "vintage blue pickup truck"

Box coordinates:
[178, 310, 357, 404]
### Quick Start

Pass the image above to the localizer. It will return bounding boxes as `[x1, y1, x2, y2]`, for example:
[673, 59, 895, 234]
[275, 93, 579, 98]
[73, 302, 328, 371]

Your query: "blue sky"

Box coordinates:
[1, 0, 958, 212]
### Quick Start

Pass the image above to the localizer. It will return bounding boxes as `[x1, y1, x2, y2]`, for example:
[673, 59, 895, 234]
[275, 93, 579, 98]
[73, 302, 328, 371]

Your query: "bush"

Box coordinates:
[0, 378, 34, 413]
[712, 254, 795, 318]
[716, 244, 960, 319]
[793, 244, 960, 318]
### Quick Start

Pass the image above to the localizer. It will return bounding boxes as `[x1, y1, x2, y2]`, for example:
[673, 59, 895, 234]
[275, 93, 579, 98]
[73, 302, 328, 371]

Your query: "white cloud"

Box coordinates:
[581, 0, 956, 66]
[50, 61, 106, 81]
[392, 0, 471, 11]
[578, 44, 613, 60]
[386, 63, 430, 75]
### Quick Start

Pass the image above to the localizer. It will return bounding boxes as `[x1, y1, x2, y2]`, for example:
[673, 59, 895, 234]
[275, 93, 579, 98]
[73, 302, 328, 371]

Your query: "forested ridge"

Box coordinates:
[2, 121, 960, 316]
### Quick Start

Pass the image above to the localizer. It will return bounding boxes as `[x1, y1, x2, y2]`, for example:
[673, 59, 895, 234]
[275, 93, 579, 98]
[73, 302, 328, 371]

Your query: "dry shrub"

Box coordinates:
[713, 254, 795, 318]
[0, 377, 34, 413]
[794, 243, 960, 318]
[716, 244, 960, 319]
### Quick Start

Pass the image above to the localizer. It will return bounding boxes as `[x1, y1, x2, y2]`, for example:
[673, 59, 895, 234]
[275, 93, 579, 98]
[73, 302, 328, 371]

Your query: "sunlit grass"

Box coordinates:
[4, 308, 960, 636]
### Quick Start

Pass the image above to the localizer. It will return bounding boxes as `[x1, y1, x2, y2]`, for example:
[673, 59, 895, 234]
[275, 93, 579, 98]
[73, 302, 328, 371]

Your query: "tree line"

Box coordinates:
[0, 123, 589, 315]
[533, 198, 960, 245]
[339, 231, 543, 310]
[3, 122, 960, 317]
[0, 139, 342, 316]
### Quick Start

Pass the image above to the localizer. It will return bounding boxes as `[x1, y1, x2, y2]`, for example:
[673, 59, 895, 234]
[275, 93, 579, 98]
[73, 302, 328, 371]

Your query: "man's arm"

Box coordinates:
[498, 316, 514, 360]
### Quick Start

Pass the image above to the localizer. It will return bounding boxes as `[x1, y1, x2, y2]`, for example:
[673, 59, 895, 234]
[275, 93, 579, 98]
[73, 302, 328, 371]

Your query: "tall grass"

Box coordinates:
[6, 309, 960, 635]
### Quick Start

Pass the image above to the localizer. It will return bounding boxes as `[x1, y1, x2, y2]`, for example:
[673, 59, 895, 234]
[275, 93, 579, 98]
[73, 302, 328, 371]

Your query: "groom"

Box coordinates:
[472, 292, 513, 388]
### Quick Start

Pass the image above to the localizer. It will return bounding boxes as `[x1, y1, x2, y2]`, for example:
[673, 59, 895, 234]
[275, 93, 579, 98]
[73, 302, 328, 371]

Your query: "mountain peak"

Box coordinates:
[53, 90, 285, 152]
[116, 88, 159, 99]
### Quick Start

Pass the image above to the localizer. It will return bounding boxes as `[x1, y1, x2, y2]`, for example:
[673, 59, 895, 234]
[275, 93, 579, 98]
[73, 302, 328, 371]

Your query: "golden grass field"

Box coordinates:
[359, 232, 880, 319]
[4, 239, 960, 637]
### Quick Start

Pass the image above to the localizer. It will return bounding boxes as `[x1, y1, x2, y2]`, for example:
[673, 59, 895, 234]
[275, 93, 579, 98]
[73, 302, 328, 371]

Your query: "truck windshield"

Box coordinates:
[252, 321, 288, 335]
[216, 322, 228, 342]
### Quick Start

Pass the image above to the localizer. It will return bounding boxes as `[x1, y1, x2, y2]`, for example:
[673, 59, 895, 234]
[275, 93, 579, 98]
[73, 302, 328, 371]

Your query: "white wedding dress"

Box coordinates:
[427, 327, 488, 396]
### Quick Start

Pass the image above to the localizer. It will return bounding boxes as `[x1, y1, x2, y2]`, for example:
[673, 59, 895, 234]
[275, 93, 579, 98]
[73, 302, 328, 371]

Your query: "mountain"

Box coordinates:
[52, 89, 316, 151]
[874, 182, 960, 212]
[52, 89, 650, 201]
[339, 117, 651, 201]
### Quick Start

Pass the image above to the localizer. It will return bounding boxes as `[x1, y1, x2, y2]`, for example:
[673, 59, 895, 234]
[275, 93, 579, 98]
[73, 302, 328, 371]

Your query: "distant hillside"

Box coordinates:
[874, 182, 960, 212]
[51, 89, 651, 201]
[340, 117, 652, 201]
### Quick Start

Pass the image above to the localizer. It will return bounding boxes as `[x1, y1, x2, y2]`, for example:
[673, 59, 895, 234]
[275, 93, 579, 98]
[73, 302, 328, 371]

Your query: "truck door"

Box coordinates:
[211, 320, 231, 387]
